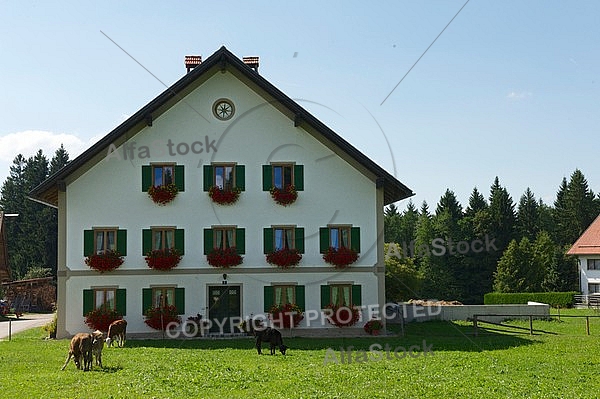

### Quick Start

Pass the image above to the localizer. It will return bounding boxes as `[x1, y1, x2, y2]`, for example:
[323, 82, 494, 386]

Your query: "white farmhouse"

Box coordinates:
[567, 214, 600, 299]
[30, 47, 413, 338]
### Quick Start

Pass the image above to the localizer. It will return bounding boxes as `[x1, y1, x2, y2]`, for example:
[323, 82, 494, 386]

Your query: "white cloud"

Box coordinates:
[507, 91, 532, 100]
[0, 130, 89, 163]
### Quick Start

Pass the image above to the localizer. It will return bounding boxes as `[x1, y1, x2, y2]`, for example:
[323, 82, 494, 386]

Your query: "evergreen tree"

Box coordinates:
[465, 187, 487, 217]
[516, 188, 539, 241]
[398, 200, 418, 248]
[487, 177, 516, 255]
[384, 203, 402, 243]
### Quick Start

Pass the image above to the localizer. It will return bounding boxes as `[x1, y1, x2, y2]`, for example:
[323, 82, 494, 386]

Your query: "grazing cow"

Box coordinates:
[105, 319, 127, 348]
[91, 330, 104, 368]
[61, 333, 94, 371]
[255, 327, 287, 355]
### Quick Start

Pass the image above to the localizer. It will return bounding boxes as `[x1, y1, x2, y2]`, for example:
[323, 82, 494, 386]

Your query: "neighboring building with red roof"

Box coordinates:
[567, 214, 600, 295]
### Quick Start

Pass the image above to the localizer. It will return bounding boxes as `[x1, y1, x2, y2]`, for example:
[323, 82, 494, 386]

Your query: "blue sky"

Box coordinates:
[1, 1, 598, 210]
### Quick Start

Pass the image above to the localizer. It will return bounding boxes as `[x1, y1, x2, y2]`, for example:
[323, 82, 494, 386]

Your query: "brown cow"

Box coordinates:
[105, 319, 127, 348]
[91, 330, 104, 368]
[61, 333, 94, 371]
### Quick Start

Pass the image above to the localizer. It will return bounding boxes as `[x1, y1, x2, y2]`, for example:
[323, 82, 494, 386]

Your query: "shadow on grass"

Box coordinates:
[122, 321, 540, 353]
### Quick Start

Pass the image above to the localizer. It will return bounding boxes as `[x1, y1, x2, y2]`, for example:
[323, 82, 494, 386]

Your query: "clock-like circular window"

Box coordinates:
[212, 99, 235, 121]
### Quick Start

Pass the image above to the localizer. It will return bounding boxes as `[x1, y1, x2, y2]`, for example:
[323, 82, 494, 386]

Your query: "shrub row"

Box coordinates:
[483, 292, 579, 308]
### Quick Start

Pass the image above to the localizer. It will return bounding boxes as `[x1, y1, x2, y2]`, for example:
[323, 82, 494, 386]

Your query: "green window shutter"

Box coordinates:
[175, 288, 185, 315]
[352, 285, 362, 307]
[351, 227, 361, 253]
[203, 165, 213, 191]
[262, 165, 272, 191]
[319, 227, 329, 254]
[203, 229, 213, 255]
[295, 285, 306, 311]
[175, 165, 185, 192]
[235, 165, 245, 191]
[83, 289, 94, 316]
[295, 227, 305, 254]
[263, 228, 273, 254]
[236, 228, 245, 255]
[320, 285, 331, 308]
[142, 288, 152, 315]
[264, 286, 274, 312]
[294, 165, 304, 191]
[84, 230, 94, 256]
[116, 289, 127, 316]
[117, 230, 127, 256]
[142, 229, 152, 255]
[174, 229, 185, 255]
[142, 165, 152, 192]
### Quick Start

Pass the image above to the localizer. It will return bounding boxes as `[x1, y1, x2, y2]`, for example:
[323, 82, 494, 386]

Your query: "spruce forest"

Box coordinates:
[385, 171, 600, 304]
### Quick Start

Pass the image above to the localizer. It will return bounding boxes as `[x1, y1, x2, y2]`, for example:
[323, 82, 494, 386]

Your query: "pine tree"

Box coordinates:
[398, 200, 418, 248]
[516, 188, 539, 241]
[487, 177, 516, 255]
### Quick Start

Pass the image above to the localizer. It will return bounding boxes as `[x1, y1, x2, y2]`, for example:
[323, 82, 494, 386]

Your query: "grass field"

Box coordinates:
[1, 309, 600, 398]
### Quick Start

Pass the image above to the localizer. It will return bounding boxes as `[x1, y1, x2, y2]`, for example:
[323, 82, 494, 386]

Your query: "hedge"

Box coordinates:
[483, 292, 579, 308]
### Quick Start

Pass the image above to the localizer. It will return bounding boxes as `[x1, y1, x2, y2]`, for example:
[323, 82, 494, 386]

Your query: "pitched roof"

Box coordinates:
[567, 214, 600, 256]
[29, 46, 413, 206]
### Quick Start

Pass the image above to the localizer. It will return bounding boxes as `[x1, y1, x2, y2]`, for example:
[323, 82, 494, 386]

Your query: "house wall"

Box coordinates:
[58, 71, 383, 337]
[578, 256, 600, 294]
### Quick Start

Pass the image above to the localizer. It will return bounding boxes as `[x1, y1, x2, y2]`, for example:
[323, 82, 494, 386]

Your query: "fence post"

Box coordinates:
[586, 316, 590, 336]
[529, 315, 533, 335]
[473, 315, 478, 337]
[8, 318, 11, 341]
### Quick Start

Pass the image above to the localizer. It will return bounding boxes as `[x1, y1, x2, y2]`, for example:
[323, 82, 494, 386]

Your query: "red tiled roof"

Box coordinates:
[567, 214, 600, 255]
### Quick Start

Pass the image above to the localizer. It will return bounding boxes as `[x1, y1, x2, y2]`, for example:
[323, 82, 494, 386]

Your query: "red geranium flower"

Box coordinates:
[269, 303, 304, 328]
[323, 303, 361, 327]
[208, 186, 241, 205]
[85, 250, 124, 273]
[148, 183, 178, 205]
[323, 246, 359, 269]
[266, 248, 302, 269]
[144, 305, 181, 331]
[145, 248, 182, 271]
[270, 184, 297, 206]
[206, 247, 243, 268]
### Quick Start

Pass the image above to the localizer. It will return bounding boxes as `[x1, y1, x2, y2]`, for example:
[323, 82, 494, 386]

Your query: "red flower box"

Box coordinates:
[270, 184, 297, 206]
[85, 305, 123, 332]
[148, 183, 178, 205]
[84, 250, 124, 273]
[206, 247, 243, 268]
[324, 304, 361, 327]
[266, 248, 302, 269]
[208, 186, 241, 205]
[144, 305, 181, 331]
[269, 303, 304, 328]
[323, 246, 359, 269]
[363, 319, 384, 335]
[145, 248, 182, 271]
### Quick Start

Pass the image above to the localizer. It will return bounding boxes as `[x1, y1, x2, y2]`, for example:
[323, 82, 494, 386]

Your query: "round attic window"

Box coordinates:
[212, 99, 235, 121]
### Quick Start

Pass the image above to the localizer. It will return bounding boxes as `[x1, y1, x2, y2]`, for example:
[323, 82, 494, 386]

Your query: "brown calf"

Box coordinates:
[61, 333, 94, 371]
[106, 319, 127, 348]
[91, 330, 104, 368]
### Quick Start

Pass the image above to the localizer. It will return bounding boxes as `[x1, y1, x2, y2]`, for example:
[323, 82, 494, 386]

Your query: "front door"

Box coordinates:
[208, 285, 241, 333]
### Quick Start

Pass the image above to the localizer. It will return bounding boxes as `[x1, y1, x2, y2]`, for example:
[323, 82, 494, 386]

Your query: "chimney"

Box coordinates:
[185, 55, 202, 73]
[243, 56, 259, 72]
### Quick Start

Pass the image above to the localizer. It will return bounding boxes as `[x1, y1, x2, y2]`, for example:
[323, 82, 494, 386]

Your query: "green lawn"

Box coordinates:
[1, 310, 600, 399]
